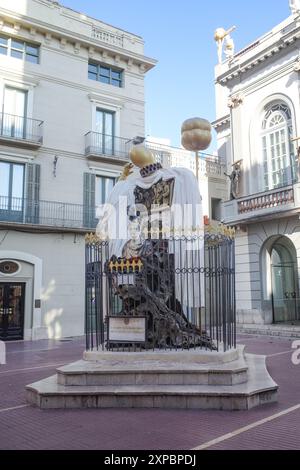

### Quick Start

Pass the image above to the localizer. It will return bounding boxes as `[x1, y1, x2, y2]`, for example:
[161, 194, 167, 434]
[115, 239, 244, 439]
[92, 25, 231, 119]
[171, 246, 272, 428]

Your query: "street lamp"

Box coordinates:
[181, 118, 212, 181]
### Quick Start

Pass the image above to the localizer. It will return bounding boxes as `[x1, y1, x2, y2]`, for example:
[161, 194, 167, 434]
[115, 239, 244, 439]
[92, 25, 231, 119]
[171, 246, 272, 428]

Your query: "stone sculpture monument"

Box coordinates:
[97, 144, 212, 350]
[25, 119, 278, 411]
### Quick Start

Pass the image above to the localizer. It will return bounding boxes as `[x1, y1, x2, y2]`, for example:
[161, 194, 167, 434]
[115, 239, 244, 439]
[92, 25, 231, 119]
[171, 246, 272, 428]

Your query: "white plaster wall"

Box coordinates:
[0, 230, 85, 339]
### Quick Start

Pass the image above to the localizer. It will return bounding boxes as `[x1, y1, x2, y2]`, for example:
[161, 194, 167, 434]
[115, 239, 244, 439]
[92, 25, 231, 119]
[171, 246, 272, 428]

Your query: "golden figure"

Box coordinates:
[214, 26, 236, 64]
[118, 162, 134, 181]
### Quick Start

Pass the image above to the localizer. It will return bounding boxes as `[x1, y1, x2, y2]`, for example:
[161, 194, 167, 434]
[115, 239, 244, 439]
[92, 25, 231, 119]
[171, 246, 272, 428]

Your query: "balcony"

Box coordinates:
[223, 183, 300, 225]
[0, 196, 97, 232]
[0, 113, 43, 149]
[85, 132, 131, 163]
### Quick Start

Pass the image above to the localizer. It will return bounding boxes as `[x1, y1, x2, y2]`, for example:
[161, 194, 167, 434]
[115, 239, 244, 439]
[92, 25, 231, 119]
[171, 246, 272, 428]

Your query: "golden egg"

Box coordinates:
[181, 118, 212, 151]
[214, 28, 226, 41]
[130, 145, 156, 168]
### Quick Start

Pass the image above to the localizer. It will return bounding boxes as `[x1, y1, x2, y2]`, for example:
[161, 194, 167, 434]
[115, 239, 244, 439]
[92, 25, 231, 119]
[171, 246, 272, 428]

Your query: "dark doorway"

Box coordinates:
[271, 239, 299, 323]
[0, 283, 25, 340]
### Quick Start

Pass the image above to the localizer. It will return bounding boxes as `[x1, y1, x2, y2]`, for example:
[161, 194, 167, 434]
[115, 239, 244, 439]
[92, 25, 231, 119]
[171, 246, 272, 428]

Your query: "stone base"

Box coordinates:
[26, 346, 278, 411]
[237, 323, 300, 339]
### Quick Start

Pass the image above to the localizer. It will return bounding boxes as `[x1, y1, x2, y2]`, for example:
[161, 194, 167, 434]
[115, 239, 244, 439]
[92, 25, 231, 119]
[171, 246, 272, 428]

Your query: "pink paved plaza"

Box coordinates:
[0, 334, 299, 450]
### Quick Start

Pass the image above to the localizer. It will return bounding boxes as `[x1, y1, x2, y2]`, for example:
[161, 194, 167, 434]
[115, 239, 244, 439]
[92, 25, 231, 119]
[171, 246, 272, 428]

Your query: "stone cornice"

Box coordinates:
[0, 8, 157, 73]
[232, 57, 300, 97]
[216, 24, 300, 85]
[38, 0, 144, 42]
[211, 115, 231, 130]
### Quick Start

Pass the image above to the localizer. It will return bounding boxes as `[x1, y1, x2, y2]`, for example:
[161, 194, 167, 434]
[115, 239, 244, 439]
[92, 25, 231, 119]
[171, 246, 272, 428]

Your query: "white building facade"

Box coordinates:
[0, 0, 156, 341]
[214, 5, 300, 325]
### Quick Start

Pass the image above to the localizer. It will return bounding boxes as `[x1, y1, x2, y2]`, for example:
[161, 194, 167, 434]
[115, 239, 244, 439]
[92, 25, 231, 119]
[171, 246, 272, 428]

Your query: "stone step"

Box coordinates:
[83, 346, 241, 365]
[56, 358, 248, 386]
[237, 324, 300, 339]
[26, 354, 278, 411]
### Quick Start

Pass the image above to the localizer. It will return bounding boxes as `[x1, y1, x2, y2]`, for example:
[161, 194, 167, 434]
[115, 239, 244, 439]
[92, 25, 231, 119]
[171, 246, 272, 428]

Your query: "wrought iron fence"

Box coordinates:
[85, 232, 236, 352]
[0, 112, 43, 144]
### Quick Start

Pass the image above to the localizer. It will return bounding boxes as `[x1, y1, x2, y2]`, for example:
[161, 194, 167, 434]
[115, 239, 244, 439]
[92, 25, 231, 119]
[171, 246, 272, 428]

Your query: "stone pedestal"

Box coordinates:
[26, 345, 278, 410]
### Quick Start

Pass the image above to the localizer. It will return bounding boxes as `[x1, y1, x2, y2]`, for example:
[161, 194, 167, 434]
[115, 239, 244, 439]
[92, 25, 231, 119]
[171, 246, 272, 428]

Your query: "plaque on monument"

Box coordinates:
[108, 316, 146, 344]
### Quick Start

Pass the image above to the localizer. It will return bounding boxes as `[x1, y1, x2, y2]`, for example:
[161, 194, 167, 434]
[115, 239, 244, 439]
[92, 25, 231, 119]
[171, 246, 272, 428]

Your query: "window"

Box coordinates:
[88, 61, 123, 87]
[95, 176, 115, 206]
[1, 87, 27, 139]
[95, 109, 115, 155]
[0, 34, 39, 64]
[0, 161, 25, 219]
[261, 103, 295, 191]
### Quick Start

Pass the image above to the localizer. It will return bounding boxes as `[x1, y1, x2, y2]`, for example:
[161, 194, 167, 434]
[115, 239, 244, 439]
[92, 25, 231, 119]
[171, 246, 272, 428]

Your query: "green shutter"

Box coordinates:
[83, 173, 95, 228]
[25, 163, 40, 223]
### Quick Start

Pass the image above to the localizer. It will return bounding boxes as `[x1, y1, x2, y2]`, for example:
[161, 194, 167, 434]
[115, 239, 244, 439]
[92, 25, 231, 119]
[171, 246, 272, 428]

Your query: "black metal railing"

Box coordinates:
[85, 233, 236, 352]
[0, 196, 97, 229]
[0, 113, 43, 144]
[85, 132, 131, 160]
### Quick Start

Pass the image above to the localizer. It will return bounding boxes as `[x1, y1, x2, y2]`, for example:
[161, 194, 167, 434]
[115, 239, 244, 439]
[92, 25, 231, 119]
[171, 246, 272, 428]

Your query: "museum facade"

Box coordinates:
[214, 4, 300, 325]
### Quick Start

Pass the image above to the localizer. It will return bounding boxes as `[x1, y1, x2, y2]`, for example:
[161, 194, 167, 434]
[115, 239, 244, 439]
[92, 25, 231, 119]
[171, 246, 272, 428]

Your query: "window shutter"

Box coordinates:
[83, 173, 95, 228]
[25, 163, 40, 224]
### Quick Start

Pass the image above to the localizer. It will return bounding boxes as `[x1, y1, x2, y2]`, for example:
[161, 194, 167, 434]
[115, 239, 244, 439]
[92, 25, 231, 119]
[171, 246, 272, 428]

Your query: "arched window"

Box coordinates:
[261, 102, 295, 190]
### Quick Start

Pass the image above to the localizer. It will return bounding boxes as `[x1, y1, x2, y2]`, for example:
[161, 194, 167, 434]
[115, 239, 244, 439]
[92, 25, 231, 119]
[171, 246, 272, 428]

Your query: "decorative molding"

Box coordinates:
[229, 58, 300, 98]
[0, 151, 35, 162]
[60, 37, 67, 49]
[44, 32, 52, 44]
[228, 94, 244, 109]
[88, 46, 95, 57]
[88, 92, 124, 109]
[217, 26, 300, 85]
[0, 9, 156, 71]
[211, 115, 231, 130]
[293, 58, 300, 71]
[13, 23, 21, 34]
[127, 58, 133, 70]
[92, 27, 124, 48]
[114, 54, 121, 64]
[88, 166, 121, 177]
[74, 41, 81, 54]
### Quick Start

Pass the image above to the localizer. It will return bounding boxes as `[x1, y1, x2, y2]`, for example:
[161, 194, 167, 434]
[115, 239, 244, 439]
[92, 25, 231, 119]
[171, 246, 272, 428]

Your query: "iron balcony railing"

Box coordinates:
[0, 112, 43, 144]
[0, 196, 97, 230]
[84, 133, 226, 177]
[85, 132, 131, 160]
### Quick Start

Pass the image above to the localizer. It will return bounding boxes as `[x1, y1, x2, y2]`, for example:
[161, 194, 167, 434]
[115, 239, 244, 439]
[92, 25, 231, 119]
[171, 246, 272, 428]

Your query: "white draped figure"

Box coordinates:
[96, 146, 205, 308]
[290, 0, 300, 14]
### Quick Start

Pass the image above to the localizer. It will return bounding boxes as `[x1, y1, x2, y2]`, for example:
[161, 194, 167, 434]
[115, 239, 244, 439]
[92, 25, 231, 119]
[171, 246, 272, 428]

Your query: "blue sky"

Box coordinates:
[62, 0, 290, 149]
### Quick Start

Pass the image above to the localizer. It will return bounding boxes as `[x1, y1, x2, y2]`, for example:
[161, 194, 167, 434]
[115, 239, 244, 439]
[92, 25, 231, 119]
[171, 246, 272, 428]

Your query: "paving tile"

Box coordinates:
[0, 335, 299, 450]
